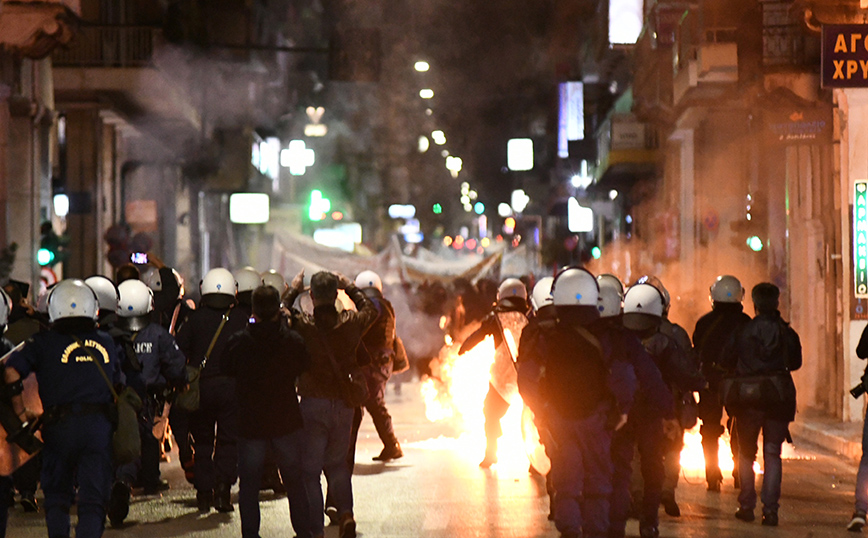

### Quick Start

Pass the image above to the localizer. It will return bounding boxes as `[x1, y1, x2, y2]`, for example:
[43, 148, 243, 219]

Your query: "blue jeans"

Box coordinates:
[548, 410, 613, 538]
[735, 409, 788, 513]
[300, 397, 354, 536]
[41, 412, 113, 538]
[238, 431, 310, 538]
[855, 404, 868, 513]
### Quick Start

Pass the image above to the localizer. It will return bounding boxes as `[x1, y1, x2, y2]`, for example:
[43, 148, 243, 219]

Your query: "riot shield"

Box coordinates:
[0, 342, 43, 476]
[488, 311, 528, 402]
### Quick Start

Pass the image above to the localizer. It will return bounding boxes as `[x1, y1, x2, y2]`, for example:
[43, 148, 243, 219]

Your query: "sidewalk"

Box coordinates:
[790, 409, 863, 463]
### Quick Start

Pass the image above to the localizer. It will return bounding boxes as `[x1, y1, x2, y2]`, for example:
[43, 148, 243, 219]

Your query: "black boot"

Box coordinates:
[372, 442, 403, 462]
[108, 481, 130, 526]
[213, 483, 233, 513]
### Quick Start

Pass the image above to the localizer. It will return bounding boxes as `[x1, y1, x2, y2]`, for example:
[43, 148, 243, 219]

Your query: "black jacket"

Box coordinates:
[222, 319, 309, 438]
[175, 300, 248, 379]
[693, 303, 752, 383]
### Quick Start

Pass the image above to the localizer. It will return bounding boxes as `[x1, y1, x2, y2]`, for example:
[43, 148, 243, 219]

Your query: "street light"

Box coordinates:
[420, 89, 434, 99]
[414, 61, 430, 72]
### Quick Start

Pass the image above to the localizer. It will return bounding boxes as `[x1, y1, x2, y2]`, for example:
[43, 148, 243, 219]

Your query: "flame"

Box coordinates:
[419, 331, 546, 476]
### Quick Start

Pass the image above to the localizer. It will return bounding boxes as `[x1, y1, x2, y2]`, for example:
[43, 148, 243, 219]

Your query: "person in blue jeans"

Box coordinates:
[222, 285, 311, 538]
[283, 270, 377, 538]
[847, 324, 868, 531]
[721, 283, 802, 527]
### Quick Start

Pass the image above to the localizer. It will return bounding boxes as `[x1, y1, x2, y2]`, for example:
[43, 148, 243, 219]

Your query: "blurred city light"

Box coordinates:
[592, 246, 602, 259]
[418, 136, 430, 153]
[498, 203, 512, 217]
[230, 193, 270, 224]
[53, 194, 69, 218]
[747, 236, 764, 252]
[474, 202, 485, 215]
[432, 130, 447, 145]
[443, 236, 453, 247]
[308, 190, 330, 221]
[281, 140, 315, 176]
[433, 203, 443, 214]
[420, 89, 434, 99]
[388, 204, 416, 219]
[415, 61, 430, 72]
[609, 0, 643, 44]
[567, 197, 594, 232]
[609, 189, 619, 200]
[481, 237, 491, 248]
[511, 189, 530, 213]
[507, 138, 533, 171]
[446, 156, 463, 173]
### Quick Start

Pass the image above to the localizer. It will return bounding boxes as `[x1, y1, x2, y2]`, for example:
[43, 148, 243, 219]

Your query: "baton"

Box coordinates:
[0, 341, 26, 365]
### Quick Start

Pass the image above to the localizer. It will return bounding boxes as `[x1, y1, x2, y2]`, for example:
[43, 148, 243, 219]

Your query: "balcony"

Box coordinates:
[594, 112, 659, 192]
[673, 28, 739, 105]
[52, 25, 161, 67]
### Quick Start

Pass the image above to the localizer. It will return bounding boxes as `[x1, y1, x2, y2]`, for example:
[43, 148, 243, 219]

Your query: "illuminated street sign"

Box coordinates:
[822, 25, 868, 88]
[855, 180, 868, 297]
[281, 140, 315, 176]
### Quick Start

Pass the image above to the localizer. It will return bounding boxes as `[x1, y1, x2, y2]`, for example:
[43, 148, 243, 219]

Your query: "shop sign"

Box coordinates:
[765, 107, 831, 145]
[822, 24, 868, 88]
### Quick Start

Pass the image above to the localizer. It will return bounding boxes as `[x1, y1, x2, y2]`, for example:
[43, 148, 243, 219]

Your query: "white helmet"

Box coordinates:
[234, 266, 262, 293]
[200, 268, 236, 296]
[623, 283, 665, 318]
[597, 275, 623, 318]
[117, 279, 154, 317]
[530, 276, 554, 312]
[47, 279, 99, 322]
[145, 267, 183, 295]
[497, 277, 527, 302]
[354, 270, 383, 292]
[637, 275, 670, 309]
[85, 275, 119, 313]
[261, 270, 286, 292]
[551, 267, 599, 307]
[597, 274, 623, 295]
[0, 288, 11, 327]
[710, 275, 744, 303]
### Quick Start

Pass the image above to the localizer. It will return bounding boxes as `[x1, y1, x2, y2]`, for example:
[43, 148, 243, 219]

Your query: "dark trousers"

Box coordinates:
[362, 361, 397, 448]
[662, 428, 683, 494]
[699, 388, 739, 484]
[0, 476, 11, 538]
[190, 376, 239, 492]
[116, 415, 161, 488]
[12, 454, 40, 496]
[169, 405, 193, 479]
[735, 409, 788, 513]
[238, 431, 310, 538]
[41, 412, 113, 538]
[483, 383, 510, 450]
[610, 412, 665, 534]
[548, 410, 612, 538]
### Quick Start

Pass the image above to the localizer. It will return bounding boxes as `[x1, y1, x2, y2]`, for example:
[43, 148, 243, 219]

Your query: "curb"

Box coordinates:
[789, 421, 862, 463]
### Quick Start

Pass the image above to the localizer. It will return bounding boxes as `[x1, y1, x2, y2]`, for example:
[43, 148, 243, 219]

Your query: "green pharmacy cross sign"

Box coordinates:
[856, 180, 868, 298]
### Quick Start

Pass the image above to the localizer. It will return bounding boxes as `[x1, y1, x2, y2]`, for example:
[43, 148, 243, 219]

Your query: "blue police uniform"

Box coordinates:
[0, 336, 15, 538]
[518, 313, 636, 538]
[116, 322, 186, 490]
[7, 326, 121, 538]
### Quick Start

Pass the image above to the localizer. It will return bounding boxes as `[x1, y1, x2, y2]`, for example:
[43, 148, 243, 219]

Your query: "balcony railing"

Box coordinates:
[52, 25, 161, 68]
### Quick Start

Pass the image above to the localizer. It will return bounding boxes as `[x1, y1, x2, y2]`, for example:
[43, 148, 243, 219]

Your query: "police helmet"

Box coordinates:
[497, 278, 527, 302]
[551, 267, 599, 307]
[637, 275, 671, 314]
[597, 275, 623, 318]
[200, 268, 236, 296]
[85, 275, 120, 313]
[261, 270, 287, 293]
[145, 267, 183, 296]
[530, 276, 554, 313]
[597, 274, 624, 295]
[117, 279, 154, 317]
[622, 283, 665, 331]
[47, 279, 99, 322]
[234, 266, 262, 293]
[354, 270, 383, 292]
[0, 288, 12, 328]
[710, 275, 744, 304]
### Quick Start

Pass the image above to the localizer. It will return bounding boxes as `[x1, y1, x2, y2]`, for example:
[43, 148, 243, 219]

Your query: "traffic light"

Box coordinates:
[308, 190, 331, 221]
[38, 222, 68, 267]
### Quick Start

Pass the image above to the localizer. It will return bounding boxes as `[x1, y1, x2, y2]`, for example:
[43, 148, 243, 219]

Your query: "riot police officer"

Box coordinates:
[693, 275, 751, 491]
[517, 267, 635, 538]
[175, 268, 247, 513]
[458, 277, 529, 468]
[620, 283, 704, 538]
[4, 279, 123, 538]
[353, 270, 402, 462]
[234, 266, 262, 321]
[108, 279, 187, 525]
[85, 275, 120, 329]
[0, 288, 20, 535]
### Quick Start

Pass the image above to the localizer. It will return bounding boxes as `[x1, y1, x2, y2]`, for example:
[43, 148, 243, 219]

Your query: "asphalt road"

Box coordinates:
[6, 380, 864, 538]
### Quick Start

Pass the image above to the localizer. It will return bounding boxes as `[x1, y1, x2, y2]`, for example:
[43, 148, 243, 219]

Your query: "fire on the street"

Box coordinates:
[417, 332, 544, 476]
[417, 332, 770, 479]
